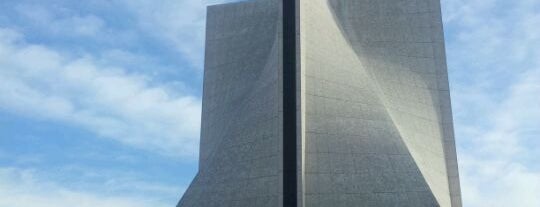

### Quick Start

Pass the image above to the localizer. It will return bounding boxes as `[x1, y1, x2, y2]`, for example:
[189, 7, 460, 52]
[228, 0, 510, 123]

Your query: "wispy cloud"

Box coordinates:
[442, 0, 540, 206]
[457, 68, 540, 207]
[0, 167, 174, 207]
[0, 28, 201, 158]
[0, 1, 204, 206]
[120, 0, 207, 67]
[119, 0, 247, 67]
[14, 4, 106, 37]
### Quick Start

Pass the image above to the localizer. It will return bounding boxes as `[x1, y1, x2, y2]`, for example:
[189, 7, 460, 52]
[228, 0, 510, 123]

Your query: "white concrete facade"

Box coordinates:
[177, 1, 283, 206]
[177, 0, 461, 206]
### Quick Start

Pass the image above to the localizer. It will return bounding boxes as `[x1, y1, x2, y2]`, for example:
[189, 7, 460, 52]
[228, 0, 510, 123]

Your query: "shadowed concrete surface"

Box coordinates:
[178, 0, 461, 206]
[177, 1, 283, 206]
[301, 0, 460, 206]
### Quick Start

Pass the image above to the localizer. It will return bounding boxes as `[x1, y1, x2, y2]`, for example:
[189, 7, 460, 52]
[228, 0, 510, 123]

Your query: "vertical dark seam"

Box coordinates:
[282, 0, 297, 206]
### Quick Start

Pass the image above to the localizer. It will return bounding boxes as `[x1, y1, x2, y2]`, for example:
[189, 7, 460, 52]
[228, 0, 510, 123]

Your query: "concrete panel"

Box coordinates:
[177, 0, 283, 206]
[301, 0, 461, 206]
[178, 0, 461, 206]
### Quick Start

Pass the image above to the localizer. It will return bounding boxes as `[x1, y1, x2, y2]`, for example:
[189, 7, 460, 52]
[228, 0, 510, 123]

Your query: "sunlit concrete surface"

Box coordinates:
[178, 0, 461, 206]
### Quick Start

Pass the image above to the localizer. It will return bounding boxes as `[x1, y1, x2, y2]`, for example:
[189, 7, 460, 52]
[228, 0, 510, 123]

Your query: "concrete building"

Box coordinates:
[177, 0, 461, 206]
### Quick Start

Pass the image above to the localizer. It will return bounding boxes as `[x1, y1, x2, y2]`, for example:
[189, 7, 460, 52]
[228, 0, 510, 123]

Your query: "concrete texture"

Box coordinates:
[301, 0, 461, 206]
[178, 0, 461, 206]
[177, 1, 283, 206]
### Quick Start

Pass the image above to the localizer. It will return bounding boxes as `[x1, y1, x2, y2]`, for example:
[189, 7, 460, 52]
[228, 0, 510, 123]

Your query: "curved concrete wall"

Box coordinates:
[178, 1, 283, 206]
[179, 0, 461, 206]
[301, 0, 461, 206]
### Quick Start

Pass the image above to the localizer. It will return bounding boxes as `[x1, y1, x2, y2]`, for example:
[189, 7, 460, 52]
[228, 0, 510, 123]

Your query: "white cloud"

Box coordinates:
[121, 0, 207, 67]
[442, 0, 540, 206]
[62, 15, 105, 36]
[0, 28, 201, 158]
[119, 0, 246, 68]
[15, 4, 106, 37]
[457, 68, 540, 207]
[0, 167, 173, 207]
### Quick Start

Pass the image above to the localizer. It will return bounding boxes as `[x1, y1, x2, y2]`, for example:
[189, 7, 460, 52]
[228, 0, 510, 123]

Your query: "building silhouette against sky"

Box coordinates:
[177, 0, 462, 206]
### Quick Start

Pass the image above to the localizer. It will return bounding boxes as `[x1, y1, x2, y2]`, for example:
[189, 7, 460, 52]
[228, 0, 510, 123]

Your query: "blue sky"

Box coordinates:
[0, 0, 538, 207]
